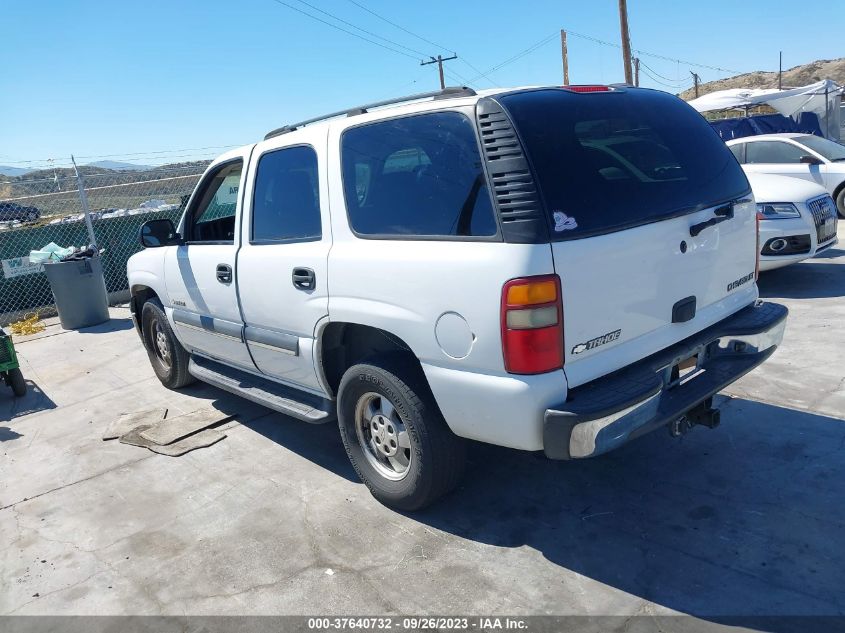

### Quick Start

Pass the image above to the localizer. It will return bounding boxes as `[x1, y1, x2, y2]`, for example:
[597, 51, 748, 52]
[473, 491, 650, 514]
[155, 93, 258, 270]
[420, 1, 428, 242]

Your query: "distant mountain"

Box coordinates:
[0, 166, 33, 177]
[680, 57, 845, 101]
[85, 160, 153, 171]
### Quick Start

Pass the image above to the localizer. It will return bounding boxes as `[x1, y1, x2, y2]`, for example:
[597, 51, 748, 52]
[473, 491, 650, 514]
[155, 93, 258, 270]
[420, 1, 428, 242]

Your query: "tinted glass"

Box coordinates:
[341, 112, 497, 237]
[745, 141, 806, 164]
[252, 146, 321, 242]
[796, 134, 845, 161]
[499, 88, 750, 239]
[728, 143, 745, 163]
[190, 161, 242, 242]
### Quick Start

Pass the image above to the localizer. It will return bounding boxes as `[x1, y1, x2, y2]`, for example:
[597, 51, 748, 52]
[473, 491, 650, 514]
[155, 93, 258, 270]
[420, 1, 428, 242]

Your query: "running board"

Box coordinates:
[188, 355, 335, 424]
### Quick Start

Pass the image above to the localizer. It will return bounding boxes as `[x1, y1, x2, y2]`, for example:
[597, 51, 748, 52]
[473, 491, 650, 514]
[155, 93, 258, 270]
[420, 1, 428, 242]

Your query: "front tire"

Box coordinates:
[337, 357, 466, 511]
[836, 187, 845, 220]
[141, 299, 194, 389]
[8, 368, 26, 397]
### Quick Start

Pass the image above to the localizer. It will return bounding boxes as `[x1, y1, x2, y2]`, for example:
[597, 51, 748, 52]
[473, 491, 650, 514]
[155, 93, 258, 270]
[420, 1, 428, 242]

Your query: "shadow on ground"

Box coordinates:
[0, 380, 56, 422]
[76, 317, 135, 335]
[238, 412, 358, 483]
[759, 250, 845, 299]
[207, 384, 845, 627]
[0, 426, 23, 441]
[174, 382, 359, 483]
[403, 397, 845, 628]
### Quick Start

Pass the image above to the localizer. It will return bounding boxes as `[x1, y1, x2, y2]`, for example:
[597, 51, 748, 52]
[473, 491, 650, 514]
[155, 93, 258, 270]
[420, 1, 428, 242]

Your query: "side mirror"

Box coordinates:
[140, 218, 181, 248]
[800, 155, 823, 165]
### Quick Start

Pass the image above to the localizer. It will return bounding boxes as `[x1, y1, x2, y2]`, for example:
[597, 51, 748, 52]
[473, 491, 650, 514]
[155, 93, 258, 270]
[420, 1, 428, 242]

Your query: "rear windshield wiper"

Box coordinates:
[689, 203, 734, 237]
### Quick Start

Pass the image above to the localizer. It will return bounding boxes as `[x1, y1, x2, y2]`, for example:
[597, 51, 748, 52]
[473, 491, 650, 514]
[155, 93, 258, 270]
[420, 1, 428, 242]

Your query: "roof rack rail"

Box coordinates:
[263, 86, 477, 140]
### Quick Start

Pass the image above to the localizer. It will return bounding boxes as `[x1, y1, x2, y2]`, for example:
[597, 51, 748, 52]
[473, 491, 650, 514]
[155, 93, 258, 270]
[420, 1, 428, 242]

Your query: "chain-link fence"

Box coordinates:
[0, 165, 206, 325]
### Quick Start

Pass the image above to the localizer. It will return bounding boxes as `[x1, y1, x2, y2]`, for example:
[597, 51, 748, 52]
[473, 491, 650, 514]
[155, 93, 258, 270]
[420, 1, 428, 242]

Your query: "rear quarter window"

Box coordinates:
[499, 88, 751, 240]
[341, 112, 497, 238]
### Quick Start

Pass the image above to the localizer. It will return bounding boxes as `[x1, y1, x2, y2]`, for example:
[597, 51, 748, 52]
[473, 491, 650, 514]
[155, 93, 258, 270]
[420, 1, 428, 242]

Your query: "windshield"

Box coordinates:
[498, 88, 750, 239]
[797, 134, 845, 161]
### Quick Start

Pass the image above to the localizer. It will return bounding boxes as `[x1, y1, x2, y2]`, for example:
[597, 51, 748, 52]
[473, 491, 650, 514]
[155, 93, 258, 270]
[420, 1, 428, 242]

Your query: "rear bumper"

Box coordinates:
[544, 301, 787, 459]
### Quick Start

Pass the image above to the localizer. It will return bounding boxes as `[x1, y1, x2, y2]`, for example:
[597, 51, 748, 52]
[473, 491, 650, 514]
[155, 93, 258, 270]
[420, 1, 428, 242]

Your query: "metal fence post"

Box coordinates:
[70, 155, 98, 249]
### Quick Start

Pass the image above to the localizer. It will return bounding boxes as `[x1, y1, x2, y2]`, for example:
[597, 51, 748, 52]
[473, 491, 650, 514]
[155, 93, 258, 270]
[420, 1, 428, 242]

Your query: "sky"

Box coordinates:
[2, 0, 842, 169]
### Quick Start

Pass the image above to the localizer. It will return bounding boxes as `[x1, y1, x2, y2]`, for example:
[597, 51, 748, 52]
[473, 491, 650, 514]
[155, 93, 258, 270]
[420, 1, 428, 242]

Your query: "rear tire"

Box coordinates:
[836, 187, 845, 220]
[141, 299, 194, 389]
[337, 356, 466, 511]
[8, 368, 26, 397]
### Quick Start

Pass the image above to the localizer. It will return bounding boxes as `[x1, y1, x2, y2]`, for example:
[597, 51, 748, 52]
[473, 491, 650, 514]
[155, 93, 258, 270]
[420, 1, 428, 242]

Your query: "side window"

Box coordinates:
[252, 146, 321, 243]
[728, 143, 745, 164]
[341, 112, 497, 238]
[746, 141, 806, 164]
[189, 161, 243, 243]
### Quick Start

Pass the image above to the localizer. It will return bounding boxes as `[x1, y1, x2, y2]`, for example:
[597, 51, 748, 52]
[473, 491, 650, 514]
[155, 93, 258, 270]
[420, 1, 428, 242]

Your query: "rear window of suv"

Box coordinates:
[499, 88, 750, 240]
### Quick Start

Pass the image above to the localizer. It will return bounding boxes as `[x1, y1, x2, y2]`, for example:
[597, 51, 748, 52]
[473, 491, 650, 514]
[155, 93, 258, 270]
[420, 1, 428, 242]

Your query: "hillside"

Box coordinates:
[0, 160, 212, 219]
[0, 160, 211, 197]
[85, 160, 153, 171]
[0, 166, 33, 177]
[1, 161, 154, 177]
[679, 57, 845, 101]
[0, 160, 210, 222]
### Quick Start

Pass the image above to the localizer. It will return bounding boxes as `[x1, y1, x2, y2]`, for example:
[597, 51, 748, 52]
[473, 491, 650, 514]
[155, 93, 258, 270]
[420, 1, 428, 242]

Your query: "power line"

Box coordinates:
[639, 66, 692, 90]
[638, 59, 685, 83]
[345, 0, 450, 53]
[458, 59, 498, 87]
[343, 0, 497, 87]
[563, 27, 744, 75]
[268, 0, 419, 60]
[291, 0, 428, 58]
[466, 32, 559, 84]
[441, 65, 477, 88]
[638, 64, 691, 87]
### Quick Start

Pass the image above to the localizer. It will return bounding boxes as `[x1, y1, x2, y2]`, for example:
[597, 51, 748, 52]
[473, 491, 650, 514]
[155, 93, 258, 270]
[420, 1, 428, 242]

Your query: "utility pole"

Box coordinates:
[691, 71, 701, 98]
[421, 54, 458, 90]
[633, 57, 640, 87]
[618, 0, 633, 85]
[560, 30, 570, 85]
[778, 51, 782, 90]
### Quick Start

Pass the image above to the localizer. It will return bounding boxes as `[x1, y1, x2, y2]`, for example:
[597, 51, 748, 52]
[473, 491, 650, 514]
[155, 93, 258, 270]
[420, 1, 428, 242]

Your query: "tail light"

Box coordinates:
[501, 275, 563, 374]
[564, 85, 611, 93]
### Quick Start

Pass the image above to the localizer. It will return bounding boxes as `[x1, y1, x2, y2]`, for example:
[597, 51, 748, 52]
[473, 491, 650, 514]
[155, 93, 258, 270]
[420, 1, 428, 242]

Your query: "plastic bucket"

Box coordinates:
[42, 257, 110, 330]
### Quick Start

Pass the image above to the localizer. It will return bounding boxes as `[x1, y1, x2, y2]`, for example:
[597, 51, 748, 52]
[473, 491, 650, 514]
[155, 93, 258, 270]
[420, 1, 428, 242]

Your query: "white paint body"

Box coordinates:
[129, 89, 764, 452]
[746, 173, 839, 272]
[727, 133, 845, 215]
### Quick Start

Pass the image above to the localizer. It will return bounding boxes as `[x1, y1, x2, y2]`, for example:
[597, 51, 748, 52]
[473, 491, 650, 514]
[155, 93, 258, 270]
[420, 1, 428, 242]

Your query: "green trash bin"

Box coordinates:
[42, 256, 110, 330]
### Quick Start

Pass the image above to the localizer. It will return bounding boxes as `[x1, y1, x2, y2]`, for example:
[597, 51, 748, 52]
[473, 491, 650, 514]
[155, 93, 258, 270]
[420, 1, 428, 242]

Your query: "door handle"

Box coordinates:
[292, 267, 316, 290]
[216, 264, 233, 284]
[689, 203, 734, 237]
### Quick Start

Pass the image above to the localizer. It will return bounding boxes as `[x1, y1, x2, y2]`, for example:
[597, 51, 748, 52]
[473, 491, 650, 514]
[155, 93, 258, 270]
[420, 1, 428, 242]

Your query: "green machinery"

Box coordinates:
[0, 327, 26, 397]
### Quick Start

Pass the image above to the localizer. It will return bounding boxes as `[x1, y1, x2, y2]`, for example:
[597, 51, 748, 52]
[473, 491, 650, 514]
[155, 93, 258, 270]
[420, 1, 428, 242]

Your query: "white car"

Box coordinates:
[127, 85, 787, 509]
[746, 173, 839, 271]
[726, 133, 845, 218]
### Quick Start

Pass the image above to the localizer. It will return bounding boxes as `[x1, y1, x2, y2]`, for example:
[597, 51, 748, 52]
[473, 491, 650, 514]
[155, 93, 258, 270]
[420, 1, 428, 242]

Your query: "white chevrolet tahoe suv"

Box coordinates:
[128, 85, 787, 510]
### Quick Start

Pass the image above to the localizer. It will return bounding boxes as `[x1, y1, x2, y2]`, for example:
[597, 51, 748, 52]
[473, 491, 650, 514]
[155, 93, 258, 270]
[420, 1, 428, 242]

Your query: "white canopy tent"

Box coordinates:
[688, 79, 842, 140]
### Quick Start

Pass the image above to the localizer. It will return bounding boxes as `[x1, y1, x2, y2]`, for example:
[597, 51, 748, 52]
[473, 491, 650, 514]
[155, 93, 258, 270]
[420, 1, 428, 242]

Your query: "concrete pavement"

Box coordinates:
[2, 227, 844, 624]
